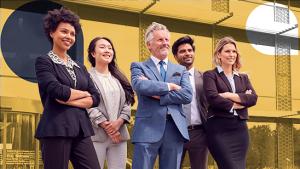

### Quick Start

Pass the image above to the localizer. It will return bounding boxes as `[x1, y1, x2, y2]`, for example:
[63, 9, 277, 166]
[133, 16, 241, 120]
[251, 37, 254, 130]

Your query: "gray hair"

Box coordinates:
[145, 22, 170, 44]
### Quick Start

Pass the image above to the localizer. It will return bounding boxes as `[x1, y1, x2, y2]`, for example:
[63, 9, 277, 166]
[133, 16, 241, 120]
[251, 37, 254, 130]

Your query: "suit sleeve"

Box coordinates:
[237, 74, 258, 107]
[87, 107, 107, 128]
[119, 103, 131, 124]
[203, 71, 234, 112]
[159, 69, 193, 105]
[35, 56, 71, 101]
[131, 62, 169, 96]
[82, 65, 100, 107]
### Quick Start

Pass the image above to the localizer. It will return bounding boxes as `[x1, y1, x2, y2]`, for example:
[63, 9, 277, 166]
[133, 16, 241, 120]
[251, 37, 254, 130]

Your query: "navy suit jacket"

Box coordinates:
[130, 58, 192, 143]
[203, 68, 257, 119]
[35, 55, 100, 139]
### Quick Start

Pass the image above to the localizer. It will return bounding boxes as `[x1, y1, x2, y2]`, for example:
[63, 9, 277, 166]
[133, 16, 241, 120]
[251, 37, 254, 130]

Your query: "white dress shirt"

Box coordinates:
[151, 55, 168, 73]
[188, 68, 202, 125]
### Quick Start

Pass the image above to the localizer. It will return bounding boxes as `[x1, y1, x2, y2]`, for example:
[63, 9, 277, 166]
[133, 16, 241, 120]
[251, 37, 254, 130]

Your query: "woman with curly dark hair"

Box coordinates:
[87, 37, 135, 169]
[35, 8, 101, 169]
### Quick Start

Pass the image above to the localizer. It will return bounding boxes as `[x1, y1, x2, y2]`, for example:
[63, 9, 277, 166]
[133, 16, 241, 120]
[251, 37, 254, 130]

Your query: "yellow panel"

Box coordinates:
[81, 20, 139, 77]
[252, 97, 276, 112]
[64, 0, 153, 12]
[292, 55, 300, 111]
[239, 41, 276, 97]
[0, 7, 40, 104]
[293, 100, 300, 112]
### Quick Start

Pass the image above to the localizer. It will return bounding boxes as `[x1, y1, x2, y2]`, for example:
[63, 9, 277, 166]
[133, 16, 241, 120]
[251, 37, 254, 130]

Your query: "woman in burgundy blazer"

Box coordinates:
[203, 37, 257, 169]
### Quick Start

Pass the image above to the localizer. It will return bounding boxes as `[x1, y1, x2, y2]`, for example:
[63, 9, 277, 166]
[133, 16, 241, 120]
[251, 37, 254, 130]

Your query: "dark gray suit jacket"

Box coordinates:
[182, 69, 208, 124]
[194, 69, 208, 123]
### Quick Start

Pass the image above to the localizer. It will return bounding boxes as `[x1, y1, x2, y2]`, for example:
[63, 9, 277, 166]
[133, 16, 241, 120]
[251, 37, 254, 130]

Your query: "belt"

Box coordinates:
[188, 124, 203, 130]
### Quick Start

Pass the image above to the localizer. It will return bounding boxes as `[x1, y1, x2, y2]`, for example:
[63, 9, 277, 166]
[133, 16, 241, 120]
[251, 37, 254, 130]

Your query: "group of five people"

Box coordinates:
[35, 7, 257, 169]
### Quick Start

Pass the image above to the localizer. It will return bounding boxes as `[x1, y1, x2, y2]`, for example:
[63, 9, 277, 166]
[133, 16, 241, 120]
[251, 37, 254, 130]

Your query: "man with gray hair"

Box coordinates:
[130, 22, 192, 169]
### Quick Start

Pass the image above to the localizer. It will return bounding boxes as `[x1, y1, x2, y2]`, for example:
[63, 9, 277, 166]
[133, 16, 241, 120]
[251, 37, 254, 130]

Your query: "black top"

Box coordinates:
[35, 55, 100, 139]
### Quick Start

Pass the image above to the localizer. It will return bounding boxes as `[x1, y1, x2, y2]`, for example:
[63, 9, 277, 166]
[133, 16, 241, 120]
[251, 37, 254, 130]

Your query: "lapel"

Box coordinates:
[89, 68, 109, 114]
[215, 68, 233, 92]
[59, 64, 76, 88]
[165, 61, 174, 82]
[194, 69, 207, 121]
[145, 58, 163, 81]
[194, 69, 202, 103]
[233, 74, 242, 93]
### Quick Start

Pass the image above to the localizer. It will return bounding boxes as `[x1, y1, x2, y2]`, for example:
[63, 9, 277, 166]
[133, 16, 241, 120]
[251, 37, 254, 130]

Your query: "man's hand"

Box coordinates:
[138, 75, 148, 80]
[152, 96, 160, 99]
[169, 83, 181, 91]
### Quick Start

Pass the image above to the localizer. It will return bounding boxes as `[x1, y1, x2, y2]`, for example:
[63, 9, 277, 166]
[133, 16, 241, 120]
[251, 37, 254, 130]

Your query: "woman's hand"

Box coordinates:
[108, 131, 122, 144]
[99, 120, 123, 143]
[219, 92, 231, 99]
[245, 89, 252, 94]
[233, 103, 245, 109]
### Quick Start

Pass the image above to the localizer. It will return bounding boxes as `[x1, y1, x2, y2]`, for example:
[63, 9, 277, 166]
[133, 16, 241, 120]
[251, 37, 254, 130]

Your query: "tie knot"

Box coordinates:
[159, 60, 165, 66]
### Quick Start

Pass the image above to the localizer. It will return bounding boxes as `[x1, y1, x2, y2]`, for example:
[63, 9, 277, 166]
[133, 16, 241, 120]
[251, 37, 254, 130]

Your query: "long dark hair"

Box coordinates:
[88, 37, 135, 106]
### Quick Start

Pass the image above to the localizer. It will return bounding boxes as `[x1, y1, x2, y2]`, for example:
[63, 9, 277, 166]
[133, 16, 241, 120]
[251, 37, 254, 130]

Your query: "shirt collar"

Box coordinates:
[216, 65, 239, 76]
[188, 67, 194, 77]
[150, 55, 168, 66]
[48, 51, 80, 69]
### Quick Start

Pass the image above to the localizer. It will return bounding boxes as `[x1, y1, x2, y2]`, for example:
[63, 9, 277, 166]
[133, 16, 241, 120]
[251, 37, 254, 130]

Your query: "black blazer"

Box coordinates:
[203, 68, 257, 119]
[35, 55, 100, 139]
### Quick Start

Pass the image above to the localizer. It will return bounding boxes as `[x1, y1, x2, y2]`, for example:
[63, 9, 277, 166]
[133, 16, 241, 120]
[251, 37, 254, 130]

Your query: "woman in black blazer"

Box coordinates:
[203, 37, 257, 169]
[35, 8, 101, 169]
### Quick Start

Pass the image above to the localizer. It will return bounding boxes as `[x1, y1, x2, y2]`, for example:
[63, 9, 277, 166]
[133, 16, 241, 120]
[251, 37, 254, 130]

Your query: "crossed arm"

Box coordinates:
[130, 62, 192, 105]
[203, 72, 257, 111]
[35, 56, 99, 109]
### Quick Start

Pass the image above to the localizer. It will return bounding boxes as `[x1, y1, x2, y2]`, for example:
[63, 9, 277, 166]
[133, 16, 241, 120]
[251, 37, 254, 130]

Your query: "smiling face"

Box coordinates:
[92, 38, 114, 66]
[50, 22, 75, 52]
[174, 43, 195, 69]
[218, 43, 237, 67]
[147, 30, 170, 60]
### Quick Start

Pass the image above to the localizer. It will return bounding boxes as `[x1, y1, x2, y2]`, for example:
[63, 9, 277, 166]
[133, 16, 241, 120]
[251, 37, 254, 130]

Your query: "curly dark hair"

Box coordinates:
[172, 35, 195, 56]
[43, 7, 81, 44]
[88, 37, 135, 106]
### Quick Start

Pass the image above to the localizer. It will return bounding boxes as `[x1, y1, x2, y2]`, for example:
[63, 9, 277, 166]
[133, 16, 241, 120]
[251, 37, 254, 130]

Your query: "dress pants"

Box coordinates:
[181, 126, 208, 169]
[206, 116, 249, 169]
[132, 116, 185, 169]
[40, 136, 101, 169]
[93, 139, 127, 169]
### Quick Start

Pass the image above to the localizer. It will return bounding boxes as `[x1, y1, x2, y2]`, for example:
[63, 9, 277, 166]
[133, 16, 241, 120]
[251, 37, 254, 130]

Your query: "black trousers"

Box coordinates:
[40, 136, 101, 169]
[206, 116, 249, 169]
[181, 127, 209, 169]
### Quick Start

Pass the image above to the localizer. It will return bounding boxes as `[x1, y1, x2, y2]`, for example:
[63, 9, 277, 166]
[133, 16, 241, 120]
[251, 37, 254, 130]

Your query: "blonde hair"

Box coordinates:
[144, 22, 169, 44]
[213, 36, 242, 71]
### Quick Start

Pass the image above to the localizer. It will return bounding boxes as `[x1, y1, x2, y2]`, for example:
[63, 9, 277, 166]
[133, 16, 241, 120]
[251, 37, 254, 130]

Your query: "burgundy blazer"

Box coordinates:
[203, 68, 257, 119]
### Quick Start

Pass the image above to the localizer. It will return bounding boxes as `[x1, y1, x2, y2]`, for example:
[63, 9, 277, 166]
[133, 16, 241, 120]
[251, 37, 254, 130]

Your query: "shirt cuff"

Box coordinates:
[167, 83, 171, 91]
[230, 106, 234, 113]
